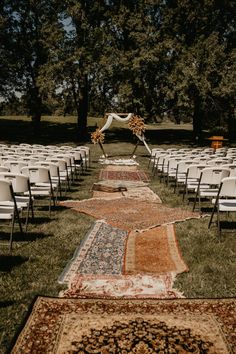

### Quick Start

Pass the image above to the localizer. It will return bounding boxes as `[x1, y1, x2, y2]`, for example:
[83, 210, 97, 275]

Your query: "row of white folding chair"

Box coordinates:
[183, 164, 236, 200]
[164, 157, 235, 198]
[3, 156, 72, 196]
[6, 144, 85, 169]
[1, 146, 89, 172]
[150, 149, 215, 172]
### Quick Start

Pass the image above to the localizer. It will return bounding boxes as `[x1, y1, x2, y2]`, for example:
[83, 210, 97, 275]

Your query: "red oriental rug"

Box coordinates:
[124, 224, 188, 275]
[60, 198, 202, 231]
[11, 297, 235, 353]
[99, 169, 150, 182]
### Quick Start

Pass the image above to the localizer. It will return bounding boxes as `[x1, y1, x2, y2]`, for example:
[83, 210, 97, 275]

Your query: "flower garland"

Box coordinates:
[128, 115, 145, 136]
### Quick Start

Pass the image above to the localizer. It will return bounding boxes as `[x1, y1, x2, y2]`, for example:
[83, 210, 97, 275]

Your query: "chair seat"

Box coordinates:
[25, 189, 51, 196]
[0, 207, 14, 219]
[0, 199, 27, 208]
[199, 188, 219, 197]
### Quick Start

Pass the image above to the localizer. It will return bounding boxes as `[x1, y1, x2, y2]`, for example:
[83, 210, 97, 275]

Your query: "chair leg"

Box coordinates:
[9, 215, 15, 252]
[208, 203, 217, 228]
[193, 192, 198, 211]
[217, 207, 221, 241]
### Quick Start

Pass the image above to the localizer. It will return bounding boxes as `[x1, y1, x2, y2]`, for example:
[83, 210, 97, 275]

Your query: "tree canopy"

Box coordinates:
[1, 0, 235, 141]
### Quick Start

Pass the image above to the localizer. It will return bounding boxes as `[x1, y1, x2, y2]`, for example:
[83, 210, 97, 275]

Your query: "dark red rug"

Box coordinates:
[99, 169, 150, 182]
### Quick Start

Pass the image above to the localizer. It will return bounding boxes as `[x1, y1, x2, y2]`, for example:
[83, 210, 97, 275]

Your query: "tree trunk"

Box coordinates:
[77, 74, 89, 142]
[228, 106, 236, 143]
[192, 94, 203, 145]
[29, 87, 42, 135]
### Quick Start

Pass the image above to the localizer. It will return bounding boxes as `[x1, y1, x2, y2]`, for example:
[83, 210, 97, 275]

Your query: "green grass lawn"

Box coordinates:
[0, 116, 235, 353]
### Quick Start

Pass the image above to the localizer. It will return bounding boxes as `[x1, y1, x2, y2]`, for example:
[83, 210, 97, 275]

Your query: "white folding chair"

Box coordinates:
[208, 177, 236, 240]
[21, 166, 55, 215]
[35, 161, 62, 199]
[193, 167, 230, 212]
[174, 160, 193, 193]
[183, 164, 207, 200]
[0, 173, 34, 231]
[0, 179, 23, 250]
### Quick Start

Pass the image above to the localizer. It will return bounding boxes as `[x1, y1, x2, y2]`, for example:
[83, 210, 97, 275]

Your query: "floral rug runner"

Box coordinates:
[60, 273, 182, 299]
[124, 224, 188, 275]
[58, 220, 127, 284]
[99, 169, 150, 182]
[98, 158, 139, 165]
[60, 197, 202, 231]
[11, 296, 235, 353]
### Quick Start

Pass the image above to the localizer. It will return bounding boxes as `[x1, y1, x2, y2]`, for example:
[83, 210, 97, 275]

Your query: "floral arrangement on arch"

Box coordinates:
[128, 115, 146, 136]
[91, 128, 105, 145]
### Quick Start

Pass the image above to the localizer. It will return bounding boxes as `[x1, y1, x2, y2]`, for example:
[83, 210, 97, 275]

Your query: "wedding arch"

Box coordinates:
[91, 112, 151, 157]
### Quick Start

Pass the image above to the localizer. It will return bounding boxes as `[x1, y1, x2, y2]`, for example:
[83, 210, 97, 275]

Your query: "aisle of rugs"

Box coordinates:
[59, 157, 199, 299]
[11, 158, 235, 353]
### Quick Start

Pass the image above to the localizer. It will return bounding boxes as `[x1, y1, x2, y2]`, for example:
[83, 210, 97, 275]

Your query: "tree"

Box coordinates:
[1, 0, 59, 131]
[161, 0, 236, 142]
[39, 0, 109, 141]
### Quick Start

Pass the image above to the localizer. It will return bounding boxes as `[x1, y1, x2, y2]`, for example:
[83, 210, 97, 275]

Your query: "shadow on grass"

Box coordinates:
[0, 117, 198, 146]
[103, 126, 196, 146]
[0, 119, 79, 145]
[0, 300, 15, 308]
[0, 255, 29, 272]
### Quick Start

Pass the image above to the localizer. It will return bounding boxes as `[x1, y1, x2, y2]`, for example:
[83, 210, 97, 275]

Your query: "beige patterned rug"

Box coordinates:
[60, 198, 202, 231]
[92, 186, 162, 203]
[124, 224, 188, 275]
[60, 273, 182, 299]
[11, 297, 235, 353]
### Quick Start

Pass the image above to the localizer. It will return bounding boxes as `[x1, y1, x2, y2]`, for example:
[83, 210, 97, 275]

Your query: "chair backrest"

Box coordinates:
[222, 164, 236, 177]
[186, 164, 206, 180]
[19, 157, 38, 165]
[0, 178, 13, 201]
[0, 172, 30, 193]
[176, 160, 193, 174]
[199, 167, 230, 185]
[46, 158, 67, 171]
[207, 157, 233, 166]
[21, 166, 51, 184]
[219, 177, 236, 198]
[3, 161, 28, 174]
[0, 166, 10, 172]
[35, 162, 60, 178]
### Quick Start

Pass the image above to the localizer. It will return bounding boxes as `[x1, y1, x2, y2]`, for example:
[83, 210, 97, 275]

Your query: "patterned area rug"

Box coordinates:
[58, 221, 127, 284]
[60, 273, 181, 299]
[99, 169, 150, 182]
[124, 224, 188, 275]
[11, 297, 235, 353]
[92, 186, 162, 203]
[60, 198, 202, 231]
[103, 165, 138, 171]
[92, 179, 149, 189]
[99, 158, 139, 165]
